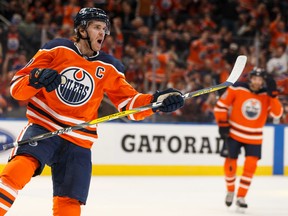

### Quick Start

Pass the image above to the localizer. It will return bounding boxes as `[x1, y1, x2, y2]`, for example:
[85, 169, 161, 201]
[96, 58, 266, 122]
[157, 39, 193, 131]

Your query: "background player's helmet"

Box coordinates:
[249, 67, 266, 79]
[74, 8, 110, 35]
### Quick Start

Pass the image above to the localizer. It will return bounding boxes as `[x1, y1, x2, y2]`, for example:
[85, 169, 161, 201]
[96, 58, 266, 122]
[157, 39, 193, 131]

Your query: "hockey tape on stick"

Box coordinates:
[0, 55, 247, 152]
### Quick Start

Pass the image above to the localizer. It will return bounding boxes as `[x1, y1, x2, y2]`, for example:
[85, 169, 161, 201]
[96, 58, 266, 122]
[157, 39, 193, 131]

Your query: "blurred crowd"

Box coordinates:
[1, 0, 288, 123]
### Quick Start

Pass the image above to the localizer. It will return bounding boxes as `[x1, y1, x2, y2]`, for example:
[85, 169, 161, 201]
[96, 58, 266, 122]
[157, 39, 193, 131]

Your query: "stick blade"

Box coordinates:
[226, 55, 247, 84]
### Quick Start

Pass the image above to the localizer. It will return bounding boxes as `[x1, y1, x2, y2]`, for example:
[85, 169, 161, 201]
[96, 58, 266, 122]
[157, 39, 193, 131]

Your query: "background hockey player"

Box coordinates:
[213, 67, 283, 209]
[0, 8, 184, 216]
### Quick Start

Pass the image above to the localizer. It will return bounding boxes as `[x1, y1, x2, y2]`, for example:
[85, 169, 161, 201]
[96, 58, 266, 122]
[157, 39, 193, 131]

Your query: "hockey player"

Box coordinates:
[214, 67, 283, 209]
[0, 8, 184, 216]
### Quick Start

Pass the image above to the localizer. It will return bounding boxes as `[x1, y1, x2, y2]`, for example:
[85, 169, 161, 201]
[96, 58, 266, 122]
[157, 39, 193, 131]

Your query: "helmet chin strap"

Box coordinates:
[79, 30, 96, 53]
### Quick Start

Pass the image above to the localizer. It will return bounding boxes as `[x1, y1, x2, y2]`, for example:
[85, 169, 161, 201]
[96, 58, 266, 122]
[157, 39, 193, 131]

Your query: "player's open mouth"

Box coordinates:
[97, 39, 102, 44]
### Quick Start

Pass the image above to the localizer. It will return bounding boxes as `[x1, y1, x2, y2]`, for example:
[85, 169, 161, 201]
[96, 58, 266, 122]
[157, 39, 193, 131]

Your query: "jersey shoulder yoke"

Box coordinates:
[94, 51, 125, 73]
[42, 38, 75, 51]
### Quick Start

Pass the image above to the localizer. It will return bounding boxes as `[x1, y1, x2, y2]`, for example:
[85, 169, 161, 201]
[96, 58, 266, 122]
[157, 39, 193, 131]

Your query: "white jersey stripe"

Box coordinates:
[31, 97, 85, 125]
[216, 100, 229, 108]
[118, 98, 132, 111]
[230, 129, 262, 140]
[10, 77, 25, 96]
[27, 110, 97, 143]
[9, 123, 32, 159]
[128, 94, 142, 121]
[229, 120, 263, 132]
[213, 107, 227, 112]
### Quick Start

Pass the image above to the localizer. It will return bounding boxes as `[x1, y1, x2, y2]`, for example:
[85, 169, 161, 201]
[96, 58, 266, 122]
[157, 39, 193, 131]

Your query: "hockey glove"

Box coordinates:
[220, 140, 230, 157]
[152, 88, 184, 113]
[29, 68, 62, 92]
[219, 126, 230, 139]
[265, 74, 278, 98]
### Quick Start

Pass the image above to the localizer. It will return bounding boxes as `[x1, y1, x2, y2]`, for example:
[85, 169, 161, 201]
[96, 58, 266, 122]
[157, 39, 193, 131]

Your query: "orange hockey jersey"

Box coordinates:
[214, 82, 283, 144]
[10, 38, 154, 148]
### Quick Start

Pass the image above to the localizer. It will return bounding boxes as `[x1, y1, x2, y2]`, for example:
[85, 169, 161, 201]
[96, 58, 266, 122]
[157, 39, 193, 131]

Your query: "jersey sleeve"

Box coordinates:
[269, 97, 283, 119]
[213, 87, 235, 126]
[124, 93, 154, 121]
[104, 69, 153, 121]
[10, 49, 54, 100]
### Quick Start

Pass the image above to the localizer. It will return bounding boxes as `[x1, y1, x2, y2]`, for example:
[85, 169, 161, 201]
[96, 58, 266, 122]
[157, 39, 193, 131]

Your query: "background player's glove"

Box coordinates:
[152, 88, 184, 113]
[219, 125, 230, 139]
[220, 140, 230, 157]
[265, 74, 278, 98]
[29, 68, 62, 92]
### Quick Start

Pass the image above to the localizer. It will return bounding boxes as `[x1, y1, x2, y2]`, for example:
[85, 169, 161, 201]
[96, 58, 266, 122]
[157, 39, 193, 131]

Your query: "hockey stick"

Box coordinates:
[0, 55, 247, 152]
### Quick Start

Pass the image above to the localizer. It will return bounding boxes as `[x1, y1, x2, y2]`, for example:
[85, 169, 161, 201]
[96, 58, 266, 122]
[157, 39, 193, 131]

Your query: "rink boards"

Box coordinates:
[0, 120, 286, 175]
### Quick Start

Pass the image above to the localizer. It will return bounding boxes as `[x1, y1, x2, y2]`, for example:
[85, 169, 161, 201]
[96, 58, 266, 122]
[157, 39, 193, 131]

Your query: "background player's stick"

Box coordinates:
[0, 55, 247, 152]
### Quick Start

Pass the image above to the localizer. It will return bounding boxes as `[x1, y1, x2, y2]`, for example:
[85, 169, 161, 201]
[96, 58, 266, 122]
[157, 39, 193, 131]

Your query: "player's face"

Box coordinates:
[250, 76, 264, 91]
[86, 21, 107, 51]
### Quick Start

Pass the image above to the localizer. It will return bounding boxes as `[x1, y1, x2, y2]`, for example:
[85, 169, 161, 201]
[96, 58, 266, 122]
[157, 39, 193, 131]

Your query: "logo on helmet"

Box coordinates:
[249, 67, 266, 79]
[74, 8, 110, 35]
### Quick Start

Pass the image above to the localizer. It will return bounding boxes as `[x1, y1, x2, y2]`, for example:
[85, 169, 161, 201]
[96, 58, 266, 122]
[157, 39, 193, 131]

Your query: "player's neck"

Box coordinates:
[75, 42, 95, 57]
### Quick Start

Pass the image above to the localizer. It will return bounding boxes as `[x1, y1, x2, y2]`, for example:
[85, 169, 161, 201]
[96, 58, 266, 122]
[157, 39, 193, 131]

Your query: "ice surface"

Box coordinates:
[6, 176, 288, 216]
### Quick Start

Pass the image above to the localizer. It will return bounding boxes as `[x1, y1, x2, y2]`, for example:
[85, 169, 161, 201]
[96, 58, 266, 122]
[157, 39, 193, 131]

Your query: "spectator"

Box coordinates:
[223, 43, 239, 65]
[154, 0, 180, 20]
[28, 1, 47, 25]
[102, 17, 124, 59]
[136, 0, 154, 28]
[18, 12, 39, 58]
[118, 1, 135, 32]
[0, 51, 28, 117]
[187, 29, 211, 71]
[49, 0, 64, 26]
[4, 22, 20, 56]
[0, 0, 287, 123]
[62, 0, 80, 29]
[266, 44, 288, 77]
[269, 13, 288, 51]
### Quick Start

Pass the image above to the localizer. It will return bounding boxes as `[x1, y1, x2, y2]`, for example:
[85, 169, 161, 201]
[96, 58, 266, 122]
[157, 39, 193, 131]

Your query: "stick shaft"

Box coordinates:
[1, 56, 247, 151]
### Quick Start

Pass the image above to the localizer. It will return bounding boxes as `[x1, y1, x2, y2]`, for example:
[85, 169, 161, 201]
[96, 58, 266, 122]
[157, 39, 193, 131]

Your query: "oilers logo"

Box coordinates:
[242, 99, 261, 120]
[56, 67, 94, 106]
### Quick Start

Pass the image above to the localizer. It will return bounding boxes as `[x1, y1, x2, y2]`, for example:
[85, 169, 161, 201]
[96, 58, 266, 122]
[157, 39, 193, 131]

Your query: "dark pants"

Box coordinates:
[13, 124, 92, 204]
[220, 137, 262, 159]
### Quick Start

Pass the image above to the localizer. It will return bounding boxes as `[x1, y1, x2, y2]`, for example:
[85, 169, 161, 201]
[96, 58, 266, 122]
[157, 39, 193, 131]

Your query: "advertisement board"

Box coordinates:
[0, 120, 280, 175]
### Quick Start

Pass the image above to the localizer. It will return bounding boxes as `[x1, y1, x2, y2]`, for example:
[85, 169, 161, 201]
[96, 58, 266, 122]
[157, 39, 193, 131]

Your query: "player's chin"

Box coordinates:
[92, 42, 102, 51]
[252, 85, 262, 91]
[93, 45, 101, 51]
